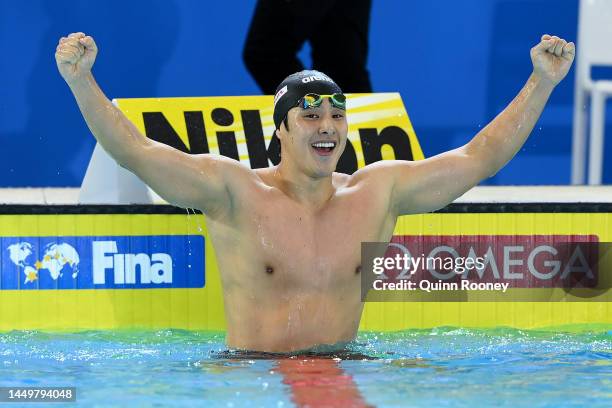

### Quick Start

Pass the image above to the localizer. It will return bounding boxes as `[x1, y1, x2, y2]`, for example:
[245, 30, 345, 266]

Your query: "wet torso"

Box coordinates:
[204, 168, 397, 352]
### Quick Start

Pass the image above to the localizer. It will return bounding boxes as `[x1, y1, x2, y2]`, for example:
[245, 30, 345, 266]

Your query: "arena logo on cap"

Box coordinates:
[274, 85, 288, 106]
[301, 75, 334, 84]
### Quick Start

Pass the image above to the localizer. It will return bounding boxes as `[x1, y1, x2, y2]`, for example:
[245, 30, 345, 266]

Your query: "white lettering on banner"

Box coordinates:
[93, 241, 115, 284]
[465, 246, 500, 279]
[92, 241, 173, 285]
[503, 246, 524, 279]
[561, 246, 594, 279]
[528, 245, 560, 279]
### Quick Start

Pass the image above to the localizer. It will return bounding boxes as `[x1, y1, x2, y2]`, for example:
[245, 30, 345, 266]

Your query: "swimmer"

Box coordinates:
[55, 32, 575, 353]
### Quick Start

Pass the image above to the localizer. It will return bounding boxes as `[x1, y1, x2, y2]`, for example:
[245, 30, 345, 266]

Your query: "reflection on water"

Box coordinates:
[277, 358, 373, 408]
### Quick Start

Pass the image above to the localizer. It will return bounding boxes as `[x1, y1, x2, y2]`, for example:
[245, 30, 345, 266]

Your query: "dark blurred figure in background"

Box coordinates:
[243, 0, 372, 94]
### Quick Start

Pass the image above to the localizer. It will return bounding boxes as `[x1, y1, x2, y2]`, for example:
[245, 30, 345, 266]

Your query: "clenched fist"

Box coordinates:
[55, 32, 98, 84]
[531, 34, 575, 87]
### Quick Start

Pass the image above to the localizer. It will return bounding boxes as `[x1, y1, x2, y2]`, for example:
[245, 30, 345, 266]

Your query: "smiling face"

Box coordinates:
[276, 98, 348, 178]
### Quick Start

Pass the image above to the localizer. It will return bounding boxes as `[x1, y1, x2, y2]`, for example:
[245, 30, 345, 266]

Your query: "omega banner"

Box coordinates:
[362, 234, 612, 302]
[113, 93, 425, 171]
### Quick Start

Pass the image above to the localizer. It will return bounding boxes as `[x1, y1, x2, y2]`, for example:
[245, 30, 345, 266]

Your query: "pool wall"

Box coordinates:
[0, 204, 609, 331]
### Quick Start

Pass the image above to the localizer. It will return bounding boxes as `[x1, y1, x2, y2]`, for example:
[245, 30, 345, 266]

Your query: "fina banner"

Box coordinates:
[113, 93, 425, 173]
[1, 235, 205, 290]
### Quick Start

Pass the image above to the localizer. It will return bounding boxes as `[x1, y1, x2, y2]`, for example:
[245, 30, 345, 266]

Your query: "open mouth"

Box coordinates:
[311, 141, 337, 156]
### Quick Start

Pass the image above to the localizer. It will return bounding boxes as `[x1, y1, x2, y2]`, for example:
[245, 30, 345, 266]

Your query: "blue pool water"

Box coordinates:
[1, 327, 611, 407]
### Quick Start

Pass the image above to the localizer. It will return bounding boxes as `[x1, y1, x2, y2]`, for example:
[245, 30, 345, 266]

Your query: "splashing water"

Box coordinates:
[0, 327, 609, 407]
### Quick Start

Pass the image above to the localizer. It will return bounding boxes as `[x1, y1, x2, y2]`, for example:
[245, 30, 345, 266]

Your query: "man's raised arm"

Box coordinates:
[55, 32, 242, 215]
[373, 34, 575, 215]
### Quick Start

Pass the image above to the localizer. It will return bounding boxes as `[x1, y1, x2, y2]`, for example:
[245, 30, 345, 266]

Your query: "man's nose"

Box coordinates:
[319, 115, 336, 135]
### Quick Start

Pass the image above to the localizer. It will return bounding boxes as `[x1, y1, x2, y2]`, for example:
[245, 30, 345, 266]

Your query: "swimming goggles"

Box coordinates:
[298, 93, 347, 110]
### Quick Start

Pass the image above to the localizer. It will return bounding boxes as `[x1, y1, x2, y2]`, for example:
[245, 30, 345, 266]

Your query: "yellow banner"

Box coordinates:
[0, 210, 610, 332]
[114, 93, 425, 172]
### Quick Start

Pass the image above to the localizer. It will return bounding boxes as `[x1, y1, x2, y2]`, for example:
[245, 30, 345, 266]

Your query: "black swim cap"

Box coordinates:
[273, 70, 343, 130]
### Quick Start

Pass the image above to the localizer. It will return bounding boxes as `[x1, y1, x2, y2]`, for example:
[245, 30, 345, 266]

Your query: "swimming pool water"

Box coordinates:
[1, 327, 610, 407]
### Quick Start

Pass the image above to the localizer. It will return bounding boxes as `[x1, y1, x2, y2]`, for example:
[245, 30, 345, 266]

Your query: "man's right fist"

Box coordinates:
[55, 32, 98, 83]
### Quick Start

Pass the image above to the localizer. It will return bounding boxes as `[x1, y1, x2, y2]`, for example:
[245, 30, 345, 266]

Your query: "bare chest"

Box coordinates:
[250, 207, 362, 273]
[215, 189, 394, 288]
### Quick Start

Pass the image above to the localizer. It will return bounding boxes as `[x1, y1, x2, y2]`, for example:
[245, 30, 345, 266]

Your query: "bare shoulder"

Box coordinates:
[193, 155, 265, 218]
[252, 166, 280, 188]
[206, 155, 261, 186]
[345, 160, 413, 188]
[332, 171, 351, 188]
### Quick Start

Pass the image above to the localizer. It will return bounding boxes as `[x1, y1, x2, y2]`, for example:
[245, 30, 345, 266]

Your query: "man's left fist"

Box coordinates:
[530, 34, 575, 87]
